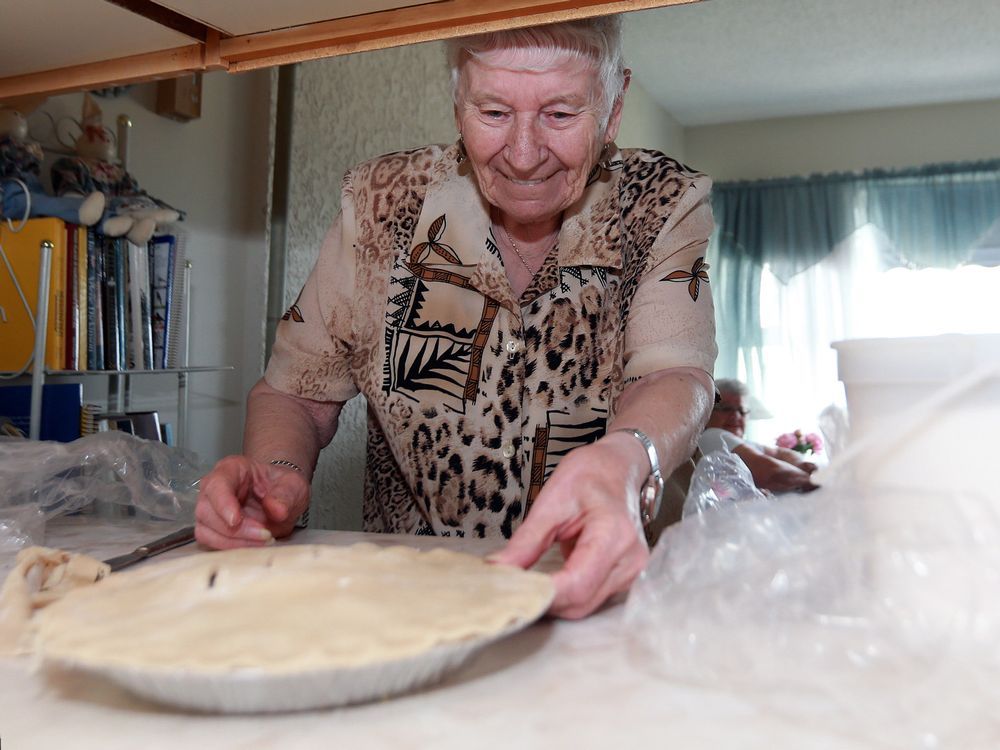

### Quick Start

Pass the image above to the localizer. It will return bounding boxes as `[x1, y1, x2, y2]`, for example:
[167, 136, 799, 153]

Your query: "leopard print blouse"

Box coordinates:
[265, 143, 717, 538]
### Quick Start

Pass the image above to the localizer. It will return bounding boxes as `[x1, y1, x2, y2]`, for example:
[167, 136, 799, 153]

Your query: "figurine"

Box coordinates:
[51, 94, 183, 245]
[0, 106, 104, 228]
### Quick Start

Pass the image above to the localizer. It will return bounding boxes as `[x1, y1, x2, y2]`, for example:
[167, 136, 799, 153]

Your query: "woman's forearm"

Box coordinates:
[604, 367, 715, 477]
[242, 378, 344, 480]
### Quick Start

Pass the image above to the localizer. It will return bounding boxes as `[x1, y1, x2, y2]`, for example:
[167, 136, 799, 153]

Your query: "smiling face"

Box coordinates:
[456, 53, 624, 230]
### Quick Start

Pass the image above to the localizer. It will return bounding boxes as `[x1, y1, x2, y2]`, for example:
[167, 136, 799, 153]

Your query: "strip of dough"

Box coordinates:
[0, 546, 109, 655]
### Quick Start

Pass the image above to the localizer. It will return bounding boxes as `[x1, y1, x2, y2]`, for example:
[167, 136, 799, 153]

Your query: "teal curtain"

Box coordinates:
[864, 161, 1000, 268]
[707, 159, 1000, 379]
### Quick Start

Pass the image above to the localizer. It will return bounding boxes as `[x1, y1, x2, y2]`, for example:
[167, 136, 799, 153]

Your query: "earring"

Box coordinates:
[456, 135, 467, 164]
[599, 142, 610, 167]
[598, 142, 620, 172]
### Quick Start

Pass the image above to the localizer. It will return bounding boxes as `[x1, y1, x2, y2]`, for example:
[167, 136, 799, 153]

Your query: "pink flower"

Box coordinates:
[804, 433, 823, 453]
[776, 429, 823, 454]
[776, 432, 799, 449]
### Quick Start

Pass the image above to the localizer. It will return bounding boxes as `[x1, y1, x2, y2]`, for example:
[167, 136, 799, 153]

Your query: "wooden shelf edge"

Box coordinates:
[0, 43, 218, 102]
[221, 0, 701, 70]
[0, 0, 699, 100]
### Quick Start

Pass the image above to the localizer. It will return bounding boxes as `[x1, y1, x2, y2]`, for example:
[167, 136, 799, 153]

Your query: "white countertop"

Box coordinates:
[0, 516, 868, 750]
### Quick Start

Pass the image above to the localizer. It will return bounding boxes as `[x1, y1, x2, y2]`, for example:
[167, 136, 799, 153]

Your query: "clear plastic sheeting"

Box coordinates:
[682, 449, 766, 517]
[625, 452, 1000, 750]
[0, 505, 45, 557]
[0, 432, 202, 549]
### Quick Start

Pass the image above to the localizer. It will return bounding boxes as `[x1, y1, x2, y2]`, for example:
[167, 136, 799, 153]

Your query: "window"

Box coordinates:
[740, 224, 1000, 446]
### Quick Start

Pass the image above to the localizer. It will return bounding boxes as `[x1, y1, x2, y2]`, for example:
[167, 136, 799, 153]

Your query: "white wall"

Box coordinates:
[686, 97, 1000, 181]
[29, 70, 273, 467]
[618, 76, 686, 161]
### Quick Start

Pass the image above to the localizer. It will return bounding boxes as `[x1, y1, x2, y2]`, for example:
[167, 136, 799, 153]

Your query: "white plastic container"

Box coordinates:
[829, 334, 1000, 652]
[831, 333, 1000, 497]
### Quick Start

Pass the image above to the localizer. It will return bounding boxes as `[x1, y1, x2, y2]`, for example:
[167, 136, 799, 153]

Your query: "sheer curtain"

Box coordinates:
[750, 226, 1000, 443]
[708, 160, 1000, 445]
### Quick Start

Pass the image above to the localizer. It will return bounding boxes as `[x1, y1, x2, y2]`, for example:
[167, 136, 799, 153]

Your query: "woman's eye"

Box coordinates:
[482, 110, 506, 120]
[549, 111, 576, 122]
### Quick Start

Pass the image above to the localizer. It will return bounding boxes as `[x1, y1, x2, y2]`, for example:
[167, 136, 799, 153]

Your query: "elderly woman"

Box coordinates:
[195, 16, 717, 618]
[700, 379, 817, 493]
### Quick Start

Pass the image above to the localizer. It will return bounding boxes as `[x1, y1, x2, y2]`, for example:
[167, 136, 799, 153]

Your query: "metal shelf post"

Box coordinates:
[27, 240, 53, 440]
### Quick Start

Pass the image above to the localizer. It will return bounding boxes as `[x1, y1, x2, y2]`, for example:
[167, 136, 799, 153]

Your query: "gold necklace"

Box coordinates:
[499, 221, 555, 275]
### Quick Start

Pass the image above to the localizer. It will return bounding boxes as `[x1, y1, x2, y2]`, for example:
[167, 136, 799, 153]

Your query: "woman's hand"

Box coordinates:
[194, 456, 311, 549]
[490, 433, 650, 619]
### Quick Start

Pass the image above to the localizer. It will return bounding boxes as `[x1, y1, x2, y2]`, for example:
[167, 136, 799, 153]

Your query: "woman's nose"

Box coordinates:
[505, 116, 545, 172]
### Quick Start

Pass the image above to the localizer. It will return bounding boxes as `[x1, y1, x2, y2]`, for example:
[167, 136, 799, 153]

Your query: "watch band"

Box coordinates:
[612, 428, 665, 526]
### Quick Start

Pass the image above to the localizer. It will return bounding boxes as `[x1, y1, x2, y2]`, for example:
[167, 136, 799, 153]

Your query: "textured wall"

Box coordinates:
[286, 41, 456, 530]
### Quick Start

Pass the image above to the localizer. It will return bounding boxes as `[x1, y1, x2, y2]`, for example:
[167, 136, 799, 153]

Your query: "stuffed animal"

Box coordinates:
[0, 106, 104, 228]
[50, 94, 183, 245]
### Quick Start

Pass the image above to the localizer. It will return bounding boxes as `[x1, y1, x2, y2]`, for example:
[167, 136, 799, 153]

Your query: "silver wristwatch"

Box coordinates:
[613, 428, 665, 525]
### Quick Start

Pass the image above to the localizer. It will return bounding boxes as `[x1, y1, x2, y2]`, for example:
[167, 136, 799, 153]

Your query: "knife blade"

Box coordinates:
[103, 525, 197, 572]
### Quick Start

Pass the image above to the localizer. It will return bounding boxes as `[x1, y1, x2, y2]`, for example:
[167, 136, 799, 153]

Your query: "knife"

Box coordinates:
[102, 525, 197, 572]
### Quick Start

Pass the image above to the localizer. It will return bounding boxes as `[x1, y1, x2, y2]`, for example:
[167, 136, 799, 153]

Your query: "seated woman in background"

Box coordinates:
[699, 379, 817, 493]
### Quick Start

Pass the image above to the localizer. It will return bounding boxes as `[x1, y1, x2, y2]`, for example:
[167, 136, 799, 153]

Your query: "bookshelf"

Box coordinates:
[1, 113, 235, 448]
[1, 232, 232, 449]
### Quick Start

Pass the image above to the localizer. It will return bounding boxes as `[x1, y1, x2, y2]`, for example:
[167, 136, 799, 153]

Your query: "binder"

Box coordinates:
[0, 217, 67, 372]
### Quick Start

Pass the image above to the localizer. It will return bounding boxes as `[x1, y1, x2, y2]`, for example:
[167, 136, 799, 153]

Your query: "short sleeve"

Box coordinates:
[697, 427, 744, 454]
[623, 173, 718, 380]
[264, 176, 360, 403]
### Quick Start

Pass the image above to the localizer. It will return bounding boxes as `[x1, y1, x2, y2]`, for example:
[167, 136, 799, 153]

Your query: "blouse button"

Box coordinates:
[501, 441, 516, 459]
[505, 340, 519, 354]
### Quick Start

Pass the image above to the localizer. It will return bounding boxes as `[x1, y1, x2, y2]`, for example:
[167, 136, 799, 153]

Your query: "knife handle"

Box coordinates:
[134, 525, 196, 557]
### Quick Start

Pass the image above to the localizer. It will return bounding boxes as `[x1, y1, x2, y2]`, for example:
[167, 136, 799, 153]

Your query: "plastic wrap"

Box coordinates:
[0, 432, 202, 549]
[681, 449, 767, 518]
[625, 451, 1000, 750]
[0, 504, 45, 556]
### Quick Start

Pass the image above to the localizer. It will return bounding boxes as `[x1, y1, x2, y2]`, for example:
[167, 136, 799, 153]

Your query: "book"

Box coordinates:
[149, 234, 174, 369]
[0, 217, 67, 372]
[101, 237, 126, 370]
[80, 402, 102, 435]
[63, 223, 87, 370]
[127, 410, 162, 441]
[64, 222, 77, 370]
[165, 232, 188, 368]
[85, 228, 103, 370]
[0, 382, 82, 442]
[113, 238, 127, 370]
[127, 240, 153, 370]
[75, 225, 88, 370]
[51, 229, 67, 371]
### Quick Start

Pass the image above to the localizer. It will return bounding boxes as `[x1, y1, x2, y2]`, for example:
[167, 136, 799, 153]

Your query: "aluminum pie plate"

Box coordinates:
[43, 616, 539, 713]
[33, 544, 554, 713]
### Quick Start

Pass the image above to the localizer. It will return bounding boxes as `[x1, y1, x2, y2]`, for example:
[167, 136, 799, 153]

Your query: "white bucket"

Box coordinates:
[827, 334, 1000, 652]
[830, 333, 1000, 497]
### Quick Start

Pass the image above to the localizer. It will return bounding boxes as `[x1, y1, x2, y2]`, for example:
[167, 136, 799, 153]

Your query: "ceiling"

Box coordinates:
[151, 0, 418, 36]
[624, 0, 1000, 126]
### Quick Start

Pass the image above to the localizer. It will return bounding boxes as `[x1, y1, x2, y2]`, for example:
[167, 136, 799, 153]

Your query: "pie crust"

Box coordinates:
[33, 543, 554, 674]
